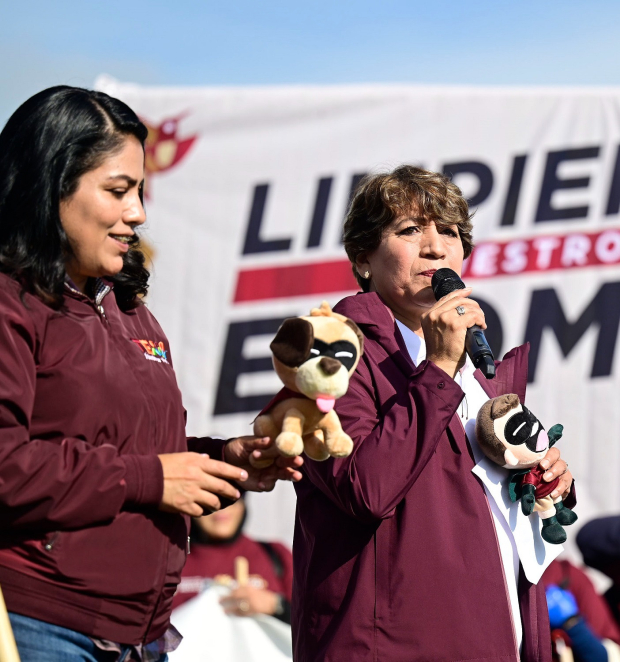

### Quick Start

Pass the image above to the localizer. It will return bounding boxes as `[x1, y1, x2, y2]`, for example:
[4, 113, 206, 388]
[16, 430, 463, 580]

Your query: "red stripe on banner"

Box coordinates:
[234, 227, 620, 303]
[461, 227, 620, 279]
[234, 260, 359, 302]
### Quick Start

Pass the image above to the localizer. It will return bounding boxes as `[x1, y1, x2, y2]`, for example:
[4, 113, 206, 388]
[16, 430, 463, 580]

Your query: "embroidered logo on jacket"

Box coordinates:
[132, 339, 169, 364]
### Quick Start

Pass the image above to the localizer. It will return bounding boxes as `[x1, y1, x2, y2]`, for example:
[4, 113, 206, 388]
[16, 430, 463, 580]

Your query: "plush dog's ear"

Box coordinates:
[270, 318, 314, 367]
[345, 319, 364, 355]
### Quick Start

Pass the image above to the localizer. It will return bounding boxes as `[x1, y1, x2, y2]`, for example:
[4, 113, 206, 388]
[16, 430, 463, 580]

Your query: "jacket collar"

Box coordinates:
[64, 277, 113, 306]
[474, 343, 530, 403]
[333, 292, 422, 379]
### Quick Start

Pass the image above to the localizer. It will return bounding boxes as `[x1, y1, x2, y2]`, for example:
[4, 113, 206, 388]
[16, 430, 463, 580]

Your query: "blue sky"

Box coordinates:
[2, 0, 620, 126]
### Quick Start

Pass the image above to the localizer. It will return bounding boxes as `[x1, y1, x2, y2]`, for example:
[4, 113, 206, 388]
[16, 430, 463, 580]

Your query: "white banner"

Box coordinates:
[170, 586, 292, 661]
[96, 76, 620, 548]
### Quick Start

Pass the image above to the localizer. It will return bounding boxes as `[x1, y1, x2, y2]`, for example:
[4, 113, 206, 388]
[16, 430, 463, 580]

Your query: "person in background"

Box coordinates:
[543, 559, 620, 661]
[173, 497, 293, 624]
[578, 516, 620, 628]
[0, 86, 302, 662]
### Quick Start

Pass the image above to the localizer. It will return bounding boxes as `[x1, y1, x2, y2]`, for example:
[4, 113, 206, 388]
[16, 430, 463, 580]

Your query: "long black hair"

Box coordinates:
[0, 86, 150, 310]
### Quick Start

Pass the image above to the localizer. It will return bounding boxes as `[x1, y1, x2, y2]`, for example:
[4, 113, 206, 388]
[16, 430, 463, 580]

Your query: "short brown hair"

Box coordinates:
[343, 165, 474, 292]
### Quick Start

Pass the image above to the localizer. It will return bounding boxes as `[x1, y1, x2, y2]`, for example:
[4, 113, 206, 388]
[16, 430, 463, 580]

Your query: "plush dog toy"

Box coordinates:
[475, 394, 577, 544]
[252, 301, 363, 464]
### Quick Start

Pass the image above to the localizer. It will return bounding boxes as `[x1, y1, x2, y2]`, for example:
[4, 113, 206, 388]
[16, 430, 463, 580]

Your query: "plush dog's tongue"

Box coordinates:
[536, 429, 549, 452]
[316, 396, 335, 413]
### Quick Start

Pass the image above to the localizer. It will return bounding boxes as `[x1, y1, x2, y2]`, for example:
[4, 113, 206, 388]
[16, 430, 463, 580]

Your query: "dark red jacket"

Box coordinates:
[291, 292, 553, 662]
[0, 274, 223, 645]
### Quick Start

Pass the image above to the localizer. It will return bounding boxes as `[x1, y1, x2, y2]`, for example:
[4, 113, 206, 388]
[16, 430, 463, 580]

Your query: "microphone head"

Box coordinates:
[431, 268, 465, 301]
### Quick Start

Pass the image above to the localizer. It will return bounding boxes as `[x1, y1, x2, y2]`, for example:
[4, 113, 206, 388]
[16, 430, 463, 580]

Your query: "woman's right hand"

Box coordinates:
[421, 287, 486, 378]
[158, 452, 248, 516]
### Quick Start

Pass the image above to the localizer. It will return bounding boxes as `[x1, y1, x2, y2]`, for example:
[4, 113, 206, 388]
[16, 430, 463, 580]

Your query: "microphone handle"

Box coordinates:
[465, 325, 496, 379]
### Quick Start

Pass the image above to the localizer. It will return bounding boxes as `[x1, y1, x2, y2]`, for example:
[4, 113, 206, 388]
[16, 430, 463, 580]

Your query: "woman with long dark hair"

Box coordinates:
[0, 86, 301, 662]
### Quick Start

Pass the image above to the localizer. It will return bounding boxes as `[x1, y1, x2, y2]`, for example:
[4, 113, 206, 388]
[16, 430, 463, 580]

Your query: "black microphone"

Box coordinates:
[431, 268, 496, 379]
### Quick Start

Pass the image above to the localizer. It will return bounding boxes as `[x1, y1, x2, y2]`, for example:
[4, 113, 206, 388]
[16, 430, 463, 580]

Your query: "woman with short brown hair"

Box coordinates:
[292, 165, 573, 661]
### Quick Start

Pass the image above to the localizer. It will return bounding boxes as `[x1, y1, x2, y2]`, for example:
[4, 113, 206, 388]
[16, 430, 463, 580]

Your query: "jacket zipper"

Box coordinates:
[141, 400, 167, 644]
[457, 414, 521, 660]
[64, 280, 111, 321]
[141, 542, 169, 645]
[94, 282, 111, 319]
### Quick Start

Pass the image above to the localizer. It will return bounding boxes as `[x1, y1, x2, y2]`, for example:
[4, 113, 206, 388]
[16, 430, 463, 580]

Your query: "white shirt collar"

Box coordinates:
[395, 319, 426, 367]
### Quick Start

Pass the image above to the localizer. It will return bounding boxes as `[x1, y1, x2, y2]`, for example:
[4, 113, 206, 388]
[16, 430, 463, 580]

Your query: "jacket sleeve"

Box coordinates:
[187, 436, 228, 460]
[301, 353, 463, 523]
[0, 290, 163, 532]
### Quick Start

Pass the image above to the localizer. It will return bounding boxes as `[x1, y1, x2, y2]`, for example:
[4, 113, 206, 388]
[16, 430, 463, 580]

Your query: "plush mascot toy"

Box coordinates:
[475, 393, 577, 544]
[252, 302, 363, 464]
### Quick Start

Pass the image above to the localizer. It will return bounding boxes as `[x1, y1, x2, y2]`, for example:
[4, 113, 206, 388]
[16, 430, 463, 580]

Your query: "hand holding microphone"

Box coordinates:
[421, 268, 495, 379]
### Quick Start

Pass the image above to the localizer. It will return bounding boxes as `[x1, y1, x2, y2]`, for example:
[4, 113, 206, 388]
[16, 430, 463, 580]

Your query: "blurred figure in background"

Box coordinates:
[542, 559, 620, 662]
[578, 516, 620, 628]
[173, 497, 293, 624]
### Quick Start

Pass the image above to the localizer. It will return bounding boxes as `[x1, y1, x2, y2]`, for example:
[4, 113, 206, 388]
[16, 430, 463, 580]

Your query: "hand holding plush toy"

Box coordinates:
[475, 394, 577, 544]
[252, 302, 363, 465]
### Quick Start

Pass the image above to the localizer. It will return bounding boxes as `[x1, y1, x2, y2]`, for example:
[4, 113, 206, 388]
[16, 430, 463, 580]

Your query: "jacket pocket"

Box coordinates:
[53, 513, 172, 599]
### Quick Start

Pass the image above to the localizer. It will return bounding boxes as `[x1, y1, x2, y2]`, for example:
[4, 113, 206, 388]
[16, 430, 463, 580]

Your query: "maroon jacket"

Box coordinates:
[292, 292, 553, 662]
[0, 274, 224, 645]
